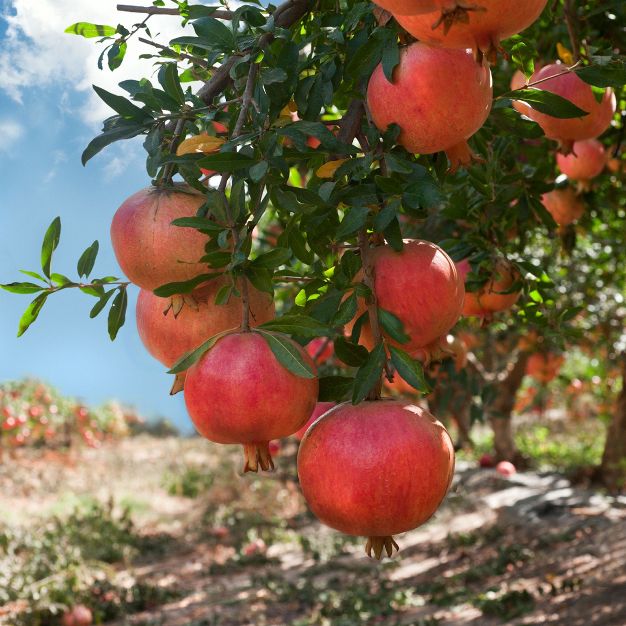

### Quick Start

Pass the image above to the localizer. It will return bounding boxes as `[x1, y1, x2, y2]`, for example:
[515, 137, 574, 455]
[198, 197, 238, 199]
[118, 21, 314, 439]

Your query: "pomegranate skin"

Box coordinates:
[295, 401, 336, 441]
[526, 352, 564, 383]
[111, 186, 209, 290]
[367, 43, 492, 168]
[556, 139, 606, 181]
[136, 280, 275, 368]
[541, 188, 585, 226]
[395, 0, 548, 54]
[370, 241, 464, 353]
[185, 332, 318, 445]
[298, 400, 455, 539]
[374, 0, 439, 16]
[524, 64, 616, 145]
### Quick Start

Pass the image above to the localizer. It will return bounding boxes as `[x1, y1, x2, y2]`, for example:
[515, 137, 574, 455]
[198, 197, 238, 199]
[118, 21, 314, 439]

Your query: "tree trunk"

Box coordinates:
[488, 352, 529, 465]
[597, 355, 626, 493]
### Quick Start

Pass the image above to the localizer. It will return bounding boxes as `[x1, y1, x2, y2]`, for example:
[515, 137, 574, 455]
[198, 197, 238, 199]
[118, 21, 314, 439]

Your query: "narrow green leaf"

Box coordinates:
[191, 16, 235, 52]
[197, 153, 256, 171]
[258, 315, 331, 339]
[319, 376, 354, 402]
[168, 329, 234, 374]
[508, 89, 588, 118]
[17, 293, 48, 337]
[19, 270, 47, 282]
[1, 282, 46, 295]
[331, 292, 358, 327]
[92, 85, 148, 120]
[65, 22, 116, 38]
[107, 287, 128, 340]
[352, 343, 386, 404]
[378, 308, 410, 344]
[333, 336, 368, 367]
[90, 289, 116, 319]
[153, 273, 219, 297]
[77, 241, 99, 278]
[251, 248, 291, 269]
[336, 206, 369, 239]
[158, 63, 185, 105]
[256, 330, 316, 378]
[41, 217, 61, 279]
[82, 123, 147, 165]
[389, 345, 429, 393]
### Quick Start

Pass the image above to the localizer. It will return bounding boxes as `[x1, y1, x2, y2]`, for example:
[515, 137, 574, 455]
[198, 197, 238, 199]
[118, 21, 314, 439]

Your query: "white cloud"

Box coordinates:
[43, 149, 68, 182]
[0, 0, 187, 126]
[0, 118, 24, 153]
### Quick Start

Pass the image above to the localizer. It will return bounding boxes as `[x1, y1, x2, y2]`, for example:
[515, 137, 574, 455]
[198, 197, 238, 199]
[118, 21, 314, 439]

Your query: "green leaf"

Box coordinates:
[256, 331, 316, 378]
[65, 22, 116, 38]
[153, 273, 219, 297]
[90, 289, 116, 319]
[107, 287, 128, 340]
[107, 41, 127, 71]
[331, 291, 358, 327]
[333, 336, 368, 367]
[77, 241, 99, 278]
[389, 345, 429, 393]
[51, 273, 73, 286]
[319, 376, 354, 402]
[575, 62, 626, 89]
[168, 330, 234, 375]
[158, 63, 185, 105]
[336, 206, 369, 239]
[171, 217, 222, 232]
[251, 248, 291, 269]
[92, 85, 148, 120]
[82, 123, 147, 165]
[17, 293, 48, 337]
[381, 41, 400, 82]
[19, 270, 46, 281]
[1, 282, 46, 295]
[191, 16, 235, 52]
[41, 217, 61, 279]
[258, 315, 332, 338]
[197, 153, 256, 172]
[352, 343, 386, 404]
[507, 89, 588, 118]
[378, 308, 409, 344]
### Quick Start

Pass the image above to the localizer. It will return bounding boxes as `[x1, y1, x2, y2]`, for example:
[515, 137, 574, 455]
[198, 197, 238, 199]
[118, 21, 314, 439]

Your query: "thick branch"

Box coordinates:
[117, 4, 234, 20]
[197, 56, 241, 105]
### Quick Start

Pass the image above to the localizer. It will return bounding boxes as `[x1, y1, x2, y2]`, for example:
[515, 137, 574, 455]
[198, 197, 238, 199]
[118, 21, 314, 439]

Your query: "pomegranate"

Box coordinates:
[136, 279, 274, 368]
[541, 187, 585, 226]
[367, 43, 492, 170]
[298, 400, 455, 558]
[184, 331, 318, 472]
[526, 352, 564, 383]
[395, 0, 548, 59]
[479, 453, 496, 468]
[62, 605, 93, 626]
[374, 0, 439, 16]
[295, 402, 335, 440]
[556, 139, 606, 181]
[110, 185, 209, 290]
[458, 258, 521, 317]
[496, 460, 517, 477]
[510, 69, 533, 116]
[351, 241, 464, 355]
[305, 337, 334, 364]
[523, 64, 616, 151]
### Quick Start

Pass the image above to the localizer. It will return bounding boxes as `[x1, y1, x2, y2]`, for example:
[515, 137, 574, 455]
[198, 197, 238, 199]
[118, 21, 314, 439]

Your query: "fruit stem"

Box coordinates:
[365, 535, 399, 559]
[358, 229, 386, 401]
[243, 442, 275, 473]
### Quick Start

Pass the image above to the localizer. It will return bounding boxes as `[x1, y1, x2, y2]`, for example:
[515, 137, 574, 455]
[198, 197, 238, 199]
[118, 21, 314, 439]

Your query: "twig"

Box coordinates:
[138, 36, 209, 68]
[197, 56, 241, 105]
[159, 116, 187, 186]
[117, 4, 234, 20]
[563, 0, 581, 62]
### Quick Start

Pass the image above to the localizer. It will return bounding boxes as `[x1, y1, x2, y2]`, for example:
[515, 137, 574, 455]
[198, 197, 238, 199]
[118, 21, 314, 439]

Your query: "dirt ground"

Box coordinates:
[1, 435, 625, 626]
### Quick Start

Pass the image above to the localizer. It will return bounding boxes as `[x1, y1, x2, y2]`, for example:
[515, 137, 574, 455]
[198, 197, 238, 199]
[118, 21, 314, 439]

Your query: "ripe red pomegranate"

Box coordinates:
[352, 241, 464, 355]
[479, 453, 495, 468]
[110, 186, 209, 290]
[62, 605, 93, 626]
[395, 0, 547, 58]
[298, 400, 455, 558]
[185, 331, 318, 472]
[367, 43, 492, 170]
[526, 352, 564, 383]
[136, 279, 275, 369]
[457, 258, 521, 317]
[295, 401, 335, 440]
[541, 188, 585, 226]
[496, 460, 517, 477]
[556, 139, 606, 181]
[374, 0, 438, 16]
[523, 64, 616, 151]
[305, 338, 334, 364]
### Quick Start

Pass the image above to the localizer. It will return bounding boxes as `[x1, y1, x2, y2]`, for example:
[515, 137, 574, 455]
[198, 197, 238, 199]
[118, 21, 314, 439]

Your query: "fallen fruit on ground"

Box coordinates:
[367, 42, 493, 170]
[184, 331, 318, 472]
[297, 400, 455, 559]
[496, 460, 517, 477]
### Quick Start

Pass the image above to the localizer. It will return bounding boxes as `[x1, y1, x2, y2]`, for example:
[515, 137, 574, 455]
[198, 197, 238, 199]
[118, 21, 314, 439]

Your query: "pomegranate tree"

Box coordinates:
[367, 42, 493, 170]
[298, 400, 455, 558]
[110, 186, 209, 290]
[395, 0, 548, 59]
[184, 332, 318, 472]
[556, 139, 606, 182]
[541, 188, 585, 226]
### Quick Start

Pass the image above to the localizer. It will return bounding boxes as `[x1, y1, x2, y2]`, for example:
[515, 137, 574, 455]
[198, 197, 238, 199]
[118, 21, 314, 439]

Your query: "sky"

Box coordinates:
[0, 0, 203, 432]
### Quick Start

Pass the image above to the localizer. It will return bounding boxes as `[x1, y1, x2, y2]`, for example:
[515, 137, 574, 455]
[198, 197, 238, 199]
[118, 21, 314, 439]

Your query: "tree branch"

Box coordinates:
[563, 0, 581, 62]
[138, 36, 209, 68]
[117, 4, 234, 20]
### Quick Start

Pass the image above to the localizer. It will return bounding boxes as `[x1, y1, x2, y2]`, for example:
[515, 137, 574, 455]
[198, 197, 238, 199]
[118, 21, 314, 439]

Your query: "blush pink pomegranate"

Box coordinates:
[395, 0, 547, 59]
[374, 0, 438, 15]
[556, 139, 606, 181]
[298, 400, 455, 558]
[110, 186, 209, 290]
[184, 331, 318, 472]
[367, 43, 492, 170]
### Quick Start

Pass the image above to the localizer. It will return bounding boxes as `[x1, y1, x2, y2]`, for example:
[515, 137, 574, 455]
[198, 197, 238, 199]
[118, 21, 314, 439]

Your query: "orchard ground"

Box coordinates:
[1, 404, 625, 626]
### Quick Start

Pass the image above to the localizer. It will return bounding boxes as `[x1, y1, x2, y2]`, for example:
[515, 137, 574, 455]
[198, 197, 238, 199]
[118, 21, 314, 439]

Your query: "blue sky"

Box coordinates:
[0, 1, 196, 432]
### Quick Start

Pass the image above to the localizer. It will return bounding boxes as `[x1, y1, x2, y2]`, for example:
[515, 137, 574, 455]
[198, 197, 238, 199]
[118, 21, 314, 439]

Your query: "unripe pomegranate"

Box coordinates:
[110, 186, 209, 290]
[524, 64, 616, 150]
[374, 0, 438, 16]
[295, 401, 335, 440]
[298, 400, 455, 558]
[541, 188, 585, 226]
[353, 240, 464, 355]
[556, 139, 606, 181]
[305, 338, 334, 364]
[458, 258, 521, 318]
[526, 352, 564, 383]
[136, 279, 275, 368]
[367, 43, 492, 170]
[185, 331, 318, 472]
[395, 0, 547, 58]
[496, 460, 517, 477]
